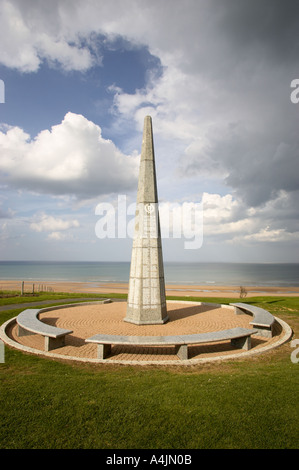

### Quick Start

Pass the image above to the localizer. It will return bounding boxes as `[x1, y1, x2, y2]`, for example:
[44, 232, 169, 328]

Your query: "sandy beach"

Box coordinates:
[1, 279, 299, 297]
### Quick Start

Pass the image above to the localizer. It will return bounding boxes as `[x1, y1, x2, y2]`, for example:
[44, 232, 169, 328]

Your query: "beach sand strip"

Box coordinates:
[1, 280, 299, 298]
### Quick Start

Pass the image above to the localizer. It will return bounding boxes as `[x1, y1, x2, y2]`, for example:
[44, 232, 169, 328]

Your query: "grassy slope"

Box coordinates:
[0, 291, 115, 306]
[0, 293, 298, 449]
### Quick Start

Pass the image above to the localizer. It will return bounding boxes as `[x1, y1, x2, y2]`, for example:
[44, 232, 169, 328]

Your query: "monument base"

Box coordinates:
[125, 305, 169, 325]
[124, 316, 169, 326]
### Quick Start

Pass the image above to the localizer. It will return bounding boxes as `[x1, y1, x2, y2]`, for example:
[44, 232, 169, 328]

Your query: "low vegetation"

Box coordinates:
[0, 289, 119, 306]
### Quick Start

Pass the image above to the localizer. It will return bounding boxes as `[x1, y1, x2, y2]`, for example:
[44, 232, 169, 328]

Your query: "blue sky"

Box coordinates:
[1, 39, 160, 140]
[0, 0, 299, 263]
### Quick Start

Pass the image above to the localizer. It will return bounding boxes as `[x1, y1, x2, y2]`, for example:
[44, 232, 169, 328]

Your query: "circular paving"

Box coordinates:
[1, 300, 292, 365]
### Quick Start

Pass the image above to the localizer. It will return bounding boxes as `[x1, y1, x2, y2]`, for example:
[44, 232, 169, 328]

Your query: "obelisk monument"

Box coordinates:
[125, 116, 168, 325]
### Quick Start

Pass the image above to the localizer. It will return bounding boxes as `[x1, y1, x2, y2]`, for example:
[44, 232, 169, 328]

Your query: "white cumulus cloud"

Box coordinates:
[0, 112, 138, 199]
[0, 0, 95, 72]
[30, 213, 79, 233]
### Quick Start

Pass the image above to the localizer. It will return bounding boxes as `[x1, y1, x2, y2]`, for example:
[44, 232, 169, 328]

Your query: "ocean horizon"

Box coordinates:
[0, 260, 299, 287]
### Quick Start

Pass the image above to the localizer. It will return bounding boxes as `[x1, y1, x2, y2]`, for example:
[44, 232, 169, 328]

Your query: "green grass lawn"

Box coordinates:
[0, 290, 118, 306]
[0, 293, 298, 449]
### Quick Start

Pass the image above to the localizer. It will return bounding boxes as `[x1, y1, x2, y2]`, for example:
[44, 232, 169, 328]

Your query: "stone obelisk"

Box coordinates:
[125, 116, 168, 325]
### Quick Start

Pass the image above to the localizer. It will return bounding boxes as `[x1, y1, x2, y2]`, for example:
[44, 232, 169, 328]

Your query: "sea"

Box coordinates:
[0, 261, 299, 287]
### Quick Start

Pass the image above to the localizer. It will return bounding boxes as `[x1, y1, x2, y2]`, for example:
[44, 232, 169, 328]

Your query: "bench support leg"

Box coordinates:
[18, 325, 34, 337]
[175, 344, 188, 360]
[44, 336, 66, 352]
[234, 307, 245, 315]
[252, 326, 273, 338]
[97, 344, 111, 360]
[231, 336, 251, 351]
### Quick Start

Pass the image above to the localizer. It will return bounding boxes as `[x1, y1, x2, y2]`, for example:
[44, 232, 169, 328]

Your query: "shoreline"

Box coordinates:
[1, 279, 299, 298]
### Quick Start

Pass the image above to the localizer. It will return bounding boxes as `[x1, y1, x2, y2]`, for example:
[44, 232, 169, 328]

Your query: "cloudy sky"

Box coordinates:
[0, 0, 299, 263]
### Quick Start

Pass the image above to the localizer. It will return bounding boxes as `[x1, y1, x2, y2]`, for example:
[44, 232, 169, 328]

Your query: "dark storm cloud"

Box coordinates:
[216, 0, 299, 65]
[178, 0, 299, 213]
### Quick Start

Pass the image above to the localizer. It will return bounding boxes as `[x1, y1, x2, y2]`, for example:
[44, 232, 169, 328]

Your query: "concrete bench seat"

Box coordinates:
[17, 309, 73, 351]
[230, 303, 275, 338]
[85, 327, 257, 360]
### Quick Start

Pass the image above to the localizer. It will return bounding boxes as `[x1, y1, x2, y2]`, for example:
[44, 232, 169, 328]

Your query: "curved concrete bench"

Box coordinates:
[86, 327, 257, 360]
[16, 300, 111, 352]
[17, 309, 73, 352]
[230, 303, 275, 338]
